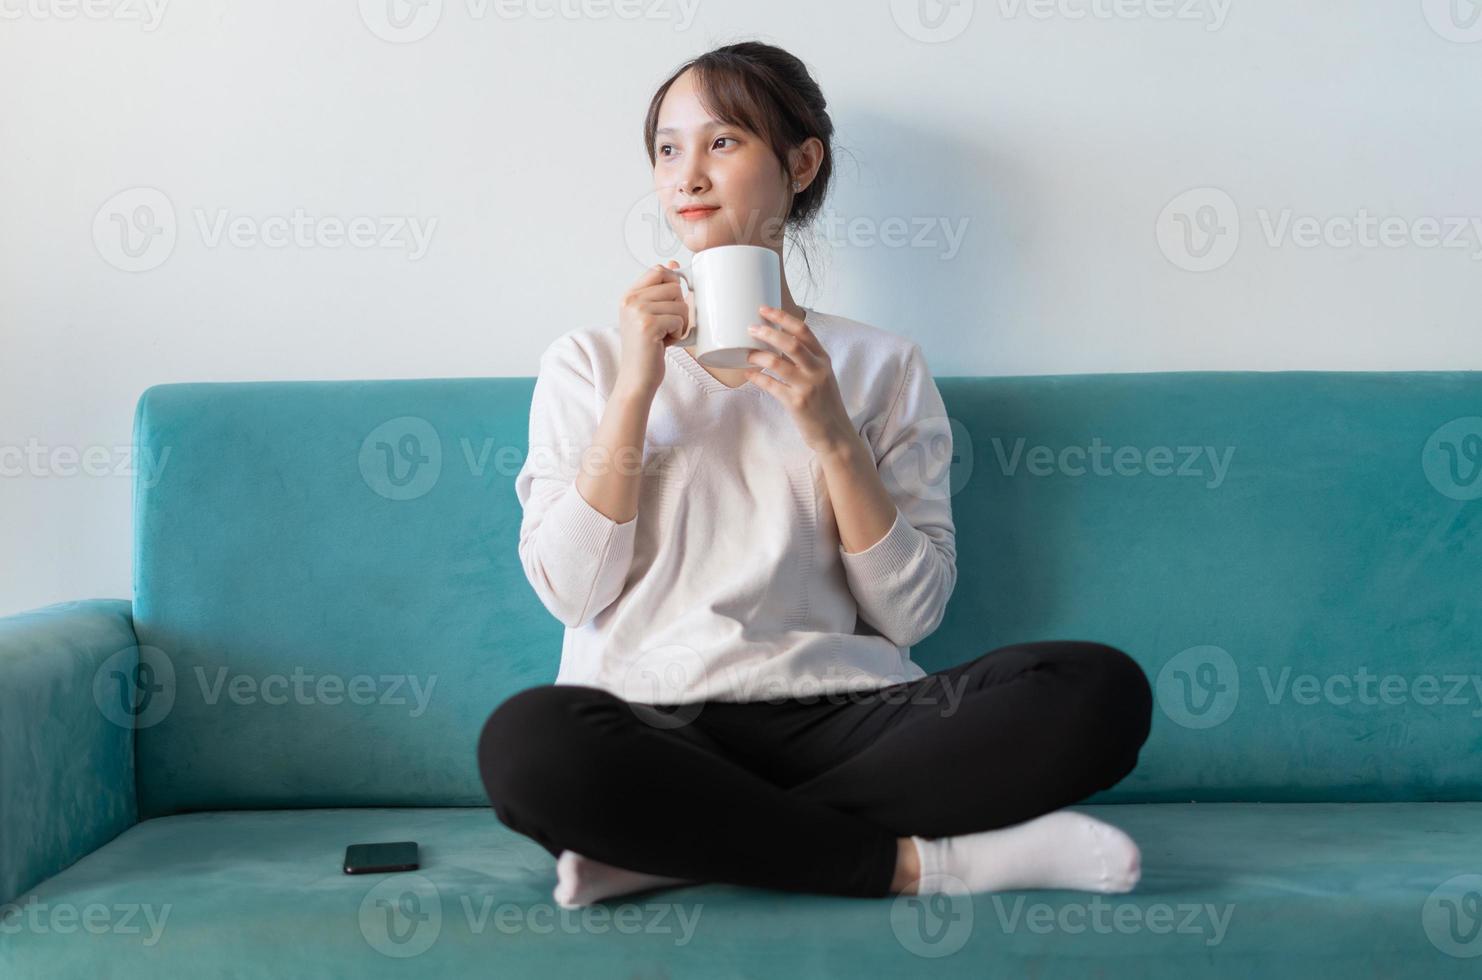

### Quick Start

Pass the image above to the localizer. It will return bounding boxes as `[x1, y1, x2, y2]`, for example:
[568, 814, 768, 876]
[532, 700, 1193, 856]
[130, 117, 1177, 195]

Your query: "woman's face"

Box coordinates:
[653, 69, 791, 253]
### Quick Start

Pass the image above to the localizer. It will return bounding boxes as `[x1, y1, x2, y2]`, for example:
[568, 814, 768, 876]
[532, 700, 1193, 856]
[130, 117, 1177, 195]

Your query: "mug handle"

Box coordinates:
[666, 263, 697, 347]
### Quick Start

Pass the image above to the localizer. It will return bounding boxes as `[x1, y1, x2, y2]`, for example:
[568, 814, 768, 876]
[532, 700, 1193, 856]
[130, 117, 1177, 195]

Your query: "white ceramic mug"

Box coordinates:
[669, 244, 783, 369]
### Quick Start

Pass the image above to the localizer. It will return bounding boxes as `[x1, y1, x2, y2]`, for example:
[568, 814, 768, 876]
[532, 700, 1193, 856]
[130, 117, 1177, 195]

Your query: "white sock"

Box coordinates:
[552, 850, 696, 909]
[910, 809, 1141, 895]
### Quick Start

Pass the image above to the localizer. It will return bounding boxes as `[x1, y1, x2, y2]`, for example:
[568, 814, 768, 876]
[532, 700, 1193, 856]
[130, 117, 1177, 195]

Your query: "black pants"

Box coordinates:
[477, 640, 1153, 899]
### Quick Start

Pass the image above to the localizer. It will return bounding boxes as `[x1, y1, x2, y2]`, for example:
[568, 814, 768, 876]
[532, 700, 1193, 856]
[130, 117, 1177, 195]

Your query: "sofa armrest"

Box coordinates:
[0, 599, 139, 906]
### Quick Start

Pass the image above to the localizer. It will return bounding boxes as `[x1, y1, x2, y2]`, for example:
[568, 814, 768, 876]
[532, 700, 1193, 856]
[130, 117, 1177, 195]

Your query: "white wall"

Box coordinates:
[2, 0, 1480, 616]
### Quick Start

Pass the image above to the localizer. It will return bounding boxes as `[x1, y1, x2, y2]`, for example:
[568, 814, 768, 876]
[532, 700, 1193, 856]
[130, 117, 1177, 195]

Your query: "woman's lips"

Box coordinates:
[677, 206, 720, 221]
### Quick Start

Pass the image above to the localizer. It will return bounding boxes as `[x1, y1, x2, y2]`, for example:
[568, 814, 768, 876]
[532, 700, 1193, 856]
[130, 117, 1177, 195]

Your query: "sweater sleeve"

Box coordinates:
[513, 334, 638, 629]
[838, 342, 958, 649]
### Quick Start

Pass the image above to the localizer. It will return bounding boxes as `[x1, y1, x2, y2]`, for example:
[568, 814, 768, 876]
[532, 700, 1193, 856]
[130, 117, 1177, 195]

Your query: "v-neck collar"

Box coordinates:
[666, 306, 815, 397]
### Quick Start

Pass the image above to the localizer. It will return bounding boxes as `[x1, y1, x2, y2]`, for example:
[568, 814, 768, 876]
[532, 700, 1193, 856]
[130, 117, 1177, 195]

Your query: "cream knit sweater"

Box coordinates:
[514, 307, 957, 704]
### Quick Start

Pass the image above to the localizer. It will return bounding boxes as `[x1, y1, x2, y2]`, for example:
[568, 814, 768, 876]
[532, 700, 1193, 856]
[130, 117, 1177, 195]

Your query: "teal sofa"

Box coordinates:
[3, 371, 1481, 978]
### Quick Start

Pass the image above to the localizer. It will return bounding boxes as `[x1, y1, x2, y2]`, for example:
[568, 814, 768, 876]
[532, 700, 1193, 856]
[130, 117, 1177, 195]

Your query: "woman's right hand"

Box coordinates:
[615, 260, 693, 401]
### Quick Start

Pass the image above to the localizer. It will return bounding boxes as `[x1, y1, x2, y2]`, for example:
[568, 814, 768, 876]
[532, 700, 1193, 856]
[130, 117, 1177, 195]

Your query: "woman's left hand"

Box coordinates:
[744, 306, 858, 457]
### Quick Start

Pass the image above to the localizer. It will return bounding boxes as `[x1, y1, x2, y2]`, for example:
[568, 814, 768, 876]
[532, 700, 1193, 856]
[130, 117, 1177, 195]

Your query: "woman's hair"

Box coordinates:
[643, 40, 841, 284]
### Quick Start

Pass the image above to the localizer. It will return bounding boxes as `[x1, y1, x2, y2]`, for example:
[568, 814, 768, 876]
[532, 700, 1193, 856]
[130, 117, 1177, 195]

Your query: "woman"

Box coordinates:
[478, 40, 1153, 909]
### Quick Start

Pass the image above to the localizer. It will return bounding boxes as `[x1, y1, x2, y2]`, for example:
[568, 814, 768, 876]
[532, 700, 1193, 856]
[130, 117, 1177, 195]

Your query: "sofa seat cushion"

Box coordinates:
[3, 803, 1480, 978]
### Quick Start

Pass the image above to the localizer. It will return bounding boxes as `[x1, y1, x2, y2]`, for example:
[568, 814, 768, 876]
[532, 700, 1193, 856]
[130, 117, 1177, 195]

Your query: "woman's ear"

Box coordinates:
[787, 138, 824, 190]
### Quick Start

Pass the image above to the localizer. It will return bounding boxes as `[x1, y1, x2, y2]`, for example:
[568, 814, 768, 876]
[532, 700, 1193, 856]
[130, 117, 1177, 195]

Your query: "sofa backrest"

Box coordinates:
[130, 371, 1482, 816]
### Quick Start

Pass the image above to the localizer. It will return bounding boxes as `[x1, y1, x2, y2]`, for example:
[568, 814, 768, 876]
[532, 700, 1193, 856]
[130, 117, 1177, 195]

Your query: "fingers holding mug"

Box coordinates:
[663, 260, 697, 347]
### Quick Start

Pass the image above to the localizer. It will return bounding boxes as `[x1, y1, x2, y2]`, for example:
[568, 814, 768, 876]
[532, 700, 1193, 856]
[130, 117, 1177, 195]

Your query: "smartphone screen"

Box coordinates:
[343, 841, 419, 874]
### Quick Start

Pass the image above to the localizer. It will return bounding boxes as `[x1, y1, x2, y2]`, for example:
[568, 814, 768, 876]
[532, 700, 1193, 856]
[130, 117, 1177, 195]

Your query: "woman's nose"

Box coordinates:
[677, 163, 707, 194]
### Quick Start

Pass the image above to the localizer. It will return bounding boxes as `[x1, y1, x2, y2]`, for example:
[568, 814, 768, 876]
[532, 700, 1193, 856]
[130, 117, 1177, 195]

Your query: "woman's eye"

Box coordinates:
[657, 138, 735, 157]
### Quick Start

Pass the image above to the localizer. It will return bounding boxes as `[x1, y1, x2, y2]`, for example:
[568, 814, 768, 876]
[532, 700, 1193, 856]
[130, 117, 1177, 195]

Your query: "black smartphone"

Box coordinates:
[343, 841, 419, 874]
